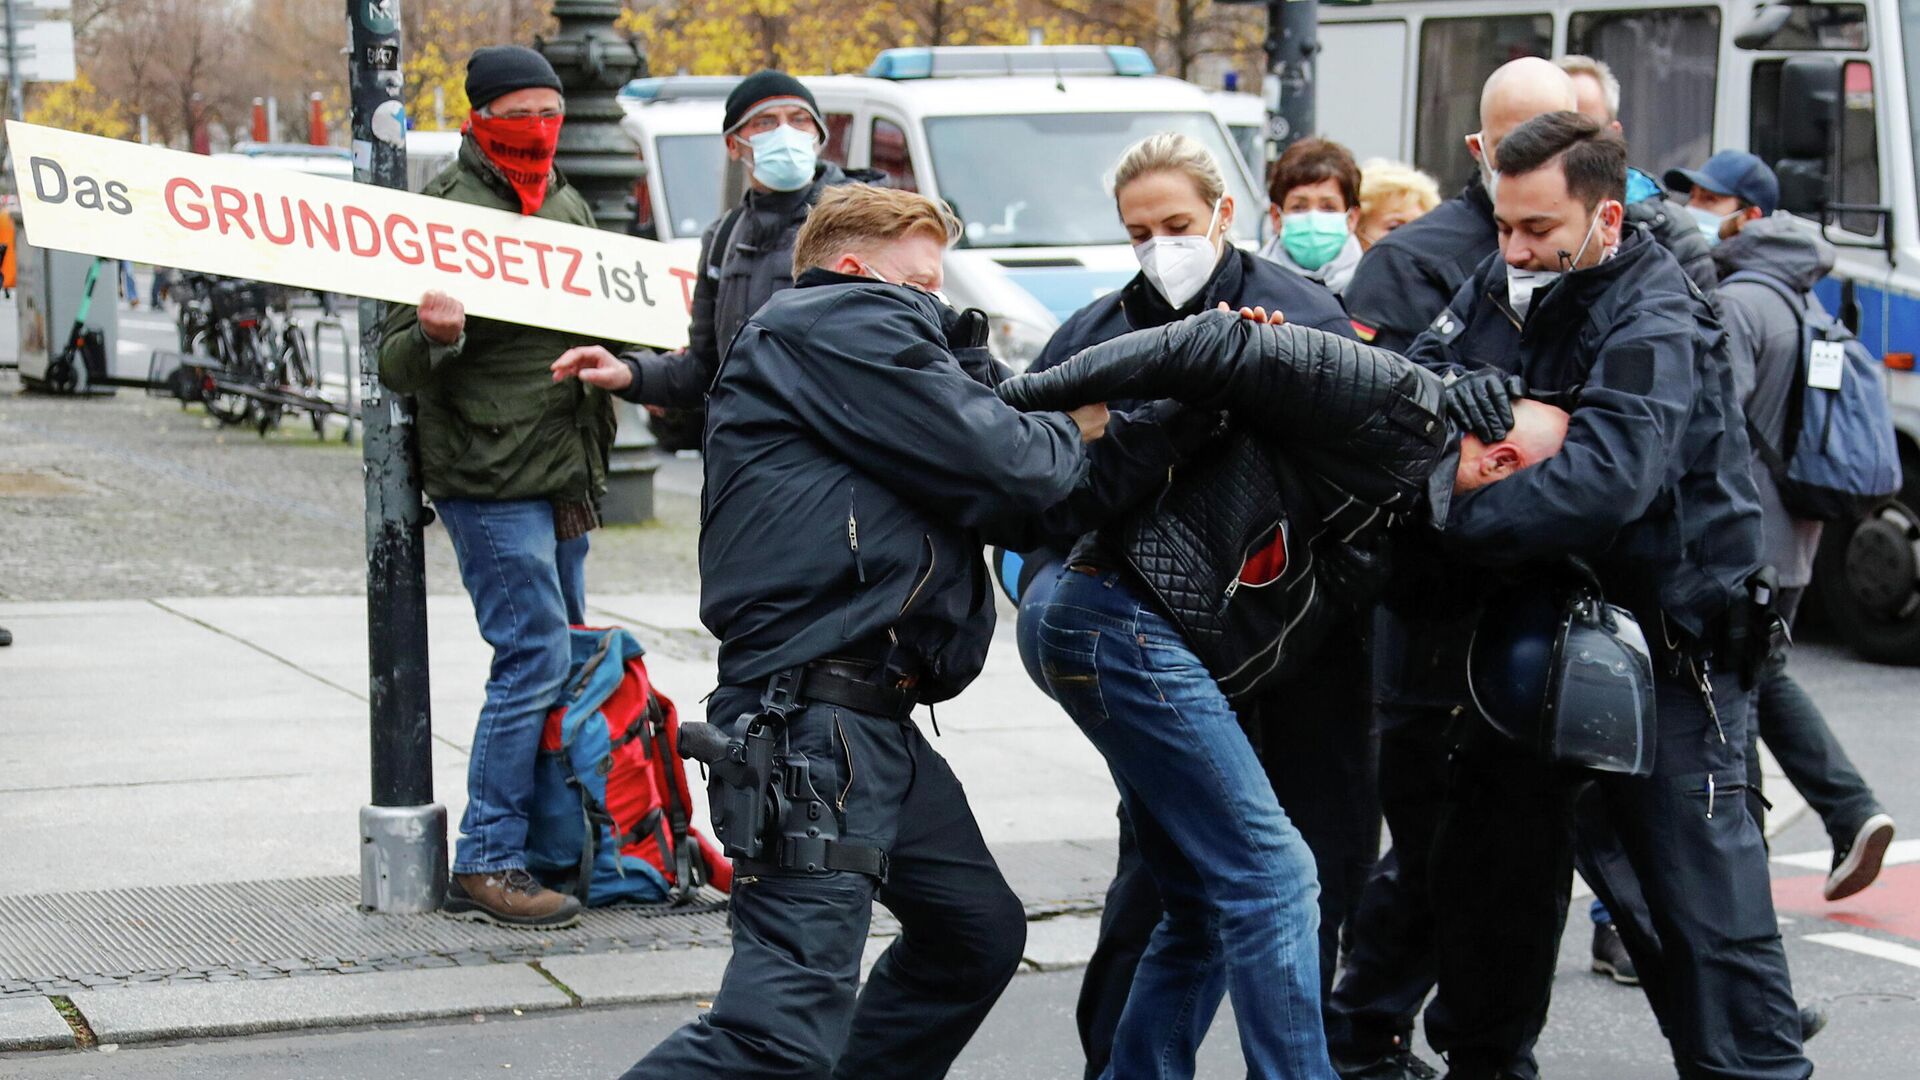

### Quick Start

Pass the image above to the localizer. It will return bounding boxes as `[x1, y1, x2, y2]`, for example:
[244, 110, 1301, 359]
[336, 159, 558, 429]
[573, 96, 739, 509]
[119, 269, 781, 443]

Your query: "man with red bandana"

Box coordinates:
[379, 45, 615, 929]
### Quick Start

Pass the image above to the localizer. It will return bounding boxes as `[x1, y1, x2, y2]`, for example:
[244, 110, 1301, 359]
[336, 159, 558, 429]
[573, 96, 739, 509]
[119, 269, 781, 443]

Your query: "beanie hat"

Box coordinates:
[465, 45, 564, 111]
[723, 70, 825, 140]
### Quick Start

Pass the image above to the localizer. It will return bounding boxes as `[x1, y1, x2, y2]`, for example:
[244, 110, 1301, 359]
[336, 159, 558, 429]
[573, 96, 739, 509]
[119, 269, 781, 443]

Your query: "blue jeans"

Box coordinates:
[1038, 568, 1335, 1080]
[436, 497, 588, 875]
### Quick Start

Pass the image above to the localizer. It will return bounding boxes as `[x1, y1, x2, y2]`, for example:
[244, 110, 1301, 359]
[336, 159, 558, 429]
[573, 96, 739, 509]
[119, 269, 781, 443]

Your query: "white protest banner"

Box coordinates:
[5, 120, 695, 349]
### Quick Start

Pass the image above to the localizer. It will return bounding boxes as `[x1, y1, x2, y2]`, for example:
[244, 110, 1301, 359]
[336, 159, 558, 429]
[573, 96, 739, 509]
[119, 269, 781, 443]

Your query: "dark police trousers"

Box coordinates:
[1428, 663, 1810, 1080]
[622, 685, 1027, 1080]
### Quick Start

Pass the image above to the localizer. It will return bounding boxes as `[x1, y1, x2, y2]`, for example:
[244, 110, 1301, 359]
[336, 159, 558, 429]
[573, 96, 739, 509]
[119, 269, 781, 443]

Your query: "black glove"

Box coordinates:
[1443, 368, 1527, 442]
[944, 306, 991, 351]
[1126, 399, 1226, 456]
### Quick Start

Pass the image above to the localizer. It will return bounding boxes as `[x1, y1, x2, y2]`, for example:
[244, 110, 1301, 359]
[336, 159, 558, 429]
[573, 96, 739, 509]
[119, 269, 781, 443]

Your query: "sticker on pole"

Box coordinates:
[5, 120, 696, 349]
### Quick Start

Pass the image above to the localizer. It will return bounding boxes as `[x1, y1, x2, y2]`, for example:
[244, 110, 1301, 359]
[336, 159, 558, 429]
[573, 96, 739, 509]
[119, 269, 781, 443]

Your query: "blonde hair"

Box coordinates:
[1557, 54, 1621, 121]
[1359, 159, 1442, 219]
[792, 185, 962, 276]
[1108, 131, 1227, 207]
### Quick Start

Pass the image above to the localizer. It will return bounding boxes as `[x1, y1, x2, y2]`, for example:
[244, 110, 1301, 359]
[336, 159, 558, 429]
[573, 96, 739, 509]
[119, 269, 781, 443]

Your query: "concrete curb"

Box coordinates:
[0, 997, 75, 1052]
[21, 915, 1109, 1053]
[63, 963, 571, 1045]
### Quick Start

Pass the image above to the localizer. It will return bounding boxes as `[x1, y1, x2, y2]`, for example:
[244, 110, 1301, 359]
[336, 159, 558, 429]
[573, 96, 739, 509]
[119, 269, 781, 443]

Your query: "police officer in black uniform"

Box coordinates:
[620, 185, 1194, 1079]
[1410, 111, 1807, 1080]
[1329, 57, 1578, 1080]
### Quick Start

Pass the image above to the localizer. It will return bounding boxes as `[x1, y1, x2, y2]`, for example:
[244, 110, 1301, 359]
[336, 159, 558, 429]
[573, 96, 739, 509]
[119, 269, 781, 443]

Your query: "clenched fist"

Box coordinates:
[419, 290, 466, 345]
[1068, 402, 1109, 443]
[550, 345, 635, 392]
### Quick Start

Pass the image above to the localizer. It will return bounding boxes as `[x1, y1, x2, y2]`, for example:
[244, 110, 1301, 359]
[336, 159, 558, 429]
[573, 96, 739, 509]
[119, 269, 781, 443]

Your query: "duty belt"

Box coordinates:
[760, 656, 921, 721]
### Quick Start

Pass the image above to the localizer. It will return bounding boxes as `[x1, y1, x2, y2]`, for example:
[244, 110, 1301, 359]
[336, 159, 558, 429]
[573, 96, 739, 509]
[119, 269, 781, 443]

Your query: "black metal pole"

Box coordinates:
[350, 0, 445, 913]
[1265, 0, 1319, 160]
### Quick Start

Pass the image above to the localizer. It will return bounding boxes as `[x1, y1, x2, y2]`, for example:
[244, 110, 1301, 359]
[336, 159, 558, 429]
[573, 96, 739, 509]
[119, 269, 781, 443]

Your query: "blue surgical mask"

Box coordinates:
[746, 123, 818, 192]
[1686, 205, 1734, 247]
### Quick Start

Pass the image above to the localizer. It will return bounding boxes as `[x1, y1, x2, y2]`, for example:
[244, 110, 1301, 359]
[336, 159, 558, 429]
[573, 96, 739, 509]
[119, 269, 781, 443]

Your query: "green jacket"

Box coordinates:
[378, 138, 617, 505]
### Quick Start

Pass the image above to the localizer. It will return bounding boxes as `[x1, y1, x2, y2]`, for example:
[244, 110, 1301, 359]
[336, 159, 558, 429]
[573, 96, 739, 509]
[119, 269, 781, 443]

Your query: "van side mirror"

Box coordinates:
[1775, 55, 1842, 215]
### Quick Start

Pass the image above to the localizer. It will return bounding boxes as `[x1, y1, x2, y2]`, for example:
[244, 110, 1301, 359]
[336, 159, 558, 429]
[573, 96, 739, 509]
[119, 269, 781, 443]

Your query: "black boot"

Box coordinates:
[1590, 919, 1640, 986]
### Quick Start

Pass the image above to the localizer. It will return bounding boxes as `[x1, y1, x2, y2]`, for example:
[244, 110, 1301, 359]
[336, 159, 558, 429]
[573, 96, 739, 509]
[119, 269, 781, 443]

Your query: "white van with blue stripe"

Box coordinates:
[1318, 0, 1920, 662]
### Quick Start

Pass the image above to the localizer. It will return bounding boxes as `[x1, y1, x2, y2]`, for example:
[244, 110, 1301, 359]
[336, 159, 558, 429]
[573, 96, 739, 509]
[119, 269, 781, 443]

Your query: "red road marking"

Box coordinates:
[1773, 863, 1920, 941]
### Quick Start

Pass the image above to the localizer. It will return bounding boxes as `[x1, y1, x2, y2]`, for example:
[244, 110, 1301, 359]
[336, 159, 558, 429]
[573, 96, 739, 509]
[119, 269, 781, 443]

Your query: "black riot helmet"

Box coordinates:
[1467, 561, 1657, 777]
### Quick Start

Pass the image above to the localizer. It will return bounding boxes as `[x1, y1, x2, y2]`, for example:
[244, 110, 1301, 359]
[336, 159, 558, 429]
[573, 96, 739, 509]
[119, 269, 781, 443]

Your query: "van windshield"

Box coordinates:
[657, 133, 727, 239]
[924, 111, 1260, 248]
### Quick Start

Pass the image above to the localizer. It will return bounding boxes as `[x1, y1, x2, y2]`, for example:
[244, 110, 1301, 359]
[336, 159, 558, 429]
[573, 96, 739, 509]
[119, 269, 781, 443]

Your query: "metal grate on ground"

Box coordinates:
[0, 875, 729, 998]
[0, 839, 1117, 997]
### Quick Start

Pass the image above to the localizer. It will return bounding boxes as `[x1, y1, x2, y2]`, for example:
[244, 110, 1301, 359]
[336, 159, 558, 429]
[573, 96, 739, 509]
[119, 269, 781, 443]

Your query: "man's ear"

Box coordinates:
[1465, 132, 1486, 165]
[830, 252, 865, 277]
[1482, 442, 1525, 482]
[1269, 203, 1284, 233]
[725, 133, 747, 162]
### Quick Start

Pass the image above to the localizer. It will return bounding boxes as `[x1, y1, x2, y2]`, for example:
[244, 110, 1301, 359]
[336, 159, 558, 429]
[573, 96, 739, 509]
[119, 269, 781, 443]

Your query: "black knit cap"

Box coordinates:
[723, 70, 825, 136]
[465, 45, 564, 111]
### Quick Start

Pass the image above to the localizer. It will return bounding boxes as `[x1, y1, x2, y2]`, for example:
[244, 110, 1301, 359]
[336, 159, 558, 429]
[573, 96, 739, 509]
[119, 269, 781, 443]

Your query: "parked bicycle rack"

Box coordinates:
[309, 316, 359, 443]
[147, 330, 361, 442]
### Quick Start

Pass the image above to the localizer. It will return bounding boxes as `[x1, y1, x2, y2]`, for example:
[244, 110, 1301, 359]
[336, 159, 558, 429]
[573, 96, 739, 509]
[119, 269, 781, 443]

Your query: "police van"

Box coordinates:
[1317, 0, 1920, 662]
[618, 47, 1264, 367]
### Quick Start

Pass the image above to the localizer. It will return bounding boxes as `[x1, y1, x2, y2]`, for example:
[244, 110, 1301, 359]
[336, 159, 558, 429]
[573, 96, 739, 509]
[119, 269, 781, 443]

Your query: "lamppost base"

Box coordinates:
[359, 803, 448, 913]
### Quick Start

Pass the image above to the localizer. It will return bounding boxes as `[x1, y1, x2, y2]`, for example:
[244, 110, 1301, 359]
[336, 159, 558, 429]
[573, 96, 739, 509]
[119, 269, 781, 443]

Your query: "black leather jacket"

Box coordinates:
[999, 310, 1449, 699]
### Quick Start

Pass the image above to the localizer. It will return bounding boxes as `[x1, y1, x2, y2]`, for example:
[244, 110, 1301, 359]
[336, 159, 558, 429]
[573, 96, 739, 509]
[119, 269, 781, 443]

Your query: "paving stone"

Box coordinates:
[0, 997, 76, 1051]
[67, 963, 571, 1044]
[1020, 914, 1104, 972]
[540, 948, 731, 1006]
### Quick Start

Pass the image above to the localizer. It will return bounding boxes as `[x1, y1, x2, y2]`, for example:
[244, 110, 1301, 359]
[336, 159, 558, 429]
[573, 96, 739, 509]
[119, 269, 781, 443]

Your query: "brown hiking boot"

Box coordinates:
[445, 869, 583, 928]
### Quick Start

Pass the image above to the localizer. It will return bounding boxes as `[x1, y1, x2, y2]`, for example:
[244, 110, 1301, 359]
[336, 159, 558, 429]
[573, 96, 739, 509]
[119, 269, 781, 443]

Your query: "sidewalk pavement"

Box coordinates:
[0, 589, 1121, 1050]
[0, 588, 1804, 1053]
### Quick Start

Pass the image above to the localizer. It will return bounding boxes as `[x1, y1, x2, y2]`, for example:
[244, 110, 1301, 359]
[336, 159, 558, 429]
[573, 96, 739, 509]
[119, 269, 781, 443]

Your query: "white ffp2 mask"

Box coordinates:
[1134, 199, 1223, 309]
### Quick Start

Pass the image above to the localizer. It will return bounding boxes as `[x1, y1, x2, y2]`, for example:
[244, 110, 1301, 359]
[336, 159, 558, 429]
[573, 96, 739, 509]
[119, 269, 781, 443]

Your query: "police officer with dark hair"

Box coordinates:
[1330, 57, 1577, 1079]
[618, 184, 1197, 1079]
[1409, 111, 1808, 1079]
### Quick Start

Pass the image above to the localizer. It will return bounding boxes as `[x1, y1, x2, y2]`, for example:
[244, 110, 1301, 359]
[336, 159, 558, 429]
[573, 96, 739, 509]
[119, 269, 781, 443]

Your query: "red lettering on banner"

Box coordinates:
[385, 213, 424, 265]
[460, 229, 495, 278]
[496, 235, 528, 285]
[524, 240, 555, 288]
[425, 223, 459, 273]
[669, 266, 697, 312]
[255, 193, 296, 245]
[165, 177, 208, 230]
[211, 186, 254, 239]
[299, 199, 339, 251]
[556, 246, 590, 297]
[343, 206, 380, 256]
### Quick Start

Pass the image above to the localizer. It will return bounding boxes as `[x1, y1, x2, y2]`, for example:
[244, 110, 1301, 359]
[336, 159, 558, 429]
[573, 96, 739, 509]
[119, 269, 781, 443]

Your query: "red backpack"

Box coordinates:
[526, 627, 732, 905]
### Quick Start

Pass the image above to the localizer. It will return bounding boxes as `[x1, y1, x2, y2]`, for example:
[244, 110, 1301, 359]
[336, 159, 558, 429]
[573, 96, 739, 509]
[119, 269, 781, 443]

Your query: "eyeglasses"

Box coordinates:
[481, 107, 565, 120]
[740, 112, 819, 138]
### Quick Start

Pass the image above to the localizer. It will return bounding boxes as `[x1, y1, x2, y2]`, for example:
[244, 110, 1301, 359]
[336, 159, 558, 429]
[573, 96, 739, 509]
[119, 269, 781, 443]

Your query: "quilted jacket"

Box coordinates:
[998, 309, 1450, 699]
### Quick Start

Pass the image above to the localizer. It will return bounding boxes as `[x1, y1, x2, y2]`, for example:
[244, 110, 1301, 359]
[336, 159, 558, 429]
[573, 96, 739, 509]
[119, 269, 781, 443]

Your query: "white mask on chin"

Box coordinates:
[1134, 198, 1223, 309]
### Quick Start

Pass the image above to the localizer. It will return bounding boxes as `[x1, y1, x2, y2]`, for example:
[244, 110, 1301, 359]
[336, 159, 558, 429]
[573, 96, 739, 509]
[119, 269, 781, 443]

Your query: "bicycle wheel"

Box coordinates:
[199, 322, 252, 426]
[279, 326, 316, 393]
[238, 328, 282, 436]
